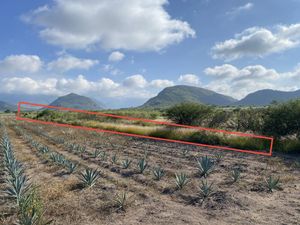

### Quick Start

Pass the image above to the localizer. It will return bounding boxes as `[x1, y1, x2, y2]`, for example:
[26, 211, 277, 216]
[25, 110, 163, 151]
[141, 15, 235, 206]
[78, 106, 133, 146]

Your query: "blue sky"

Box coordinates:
[1, 0, 300, 107]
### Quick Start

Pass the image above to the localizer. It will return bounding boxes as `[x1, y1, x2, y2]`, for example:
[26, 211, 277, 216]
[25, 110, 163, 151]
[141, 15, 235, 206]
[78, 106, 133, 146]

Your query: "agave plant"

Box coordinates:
[265, 176, 280, 192]
[199, 179, 214, 199]
[80, 168, 100, 188]
[66, 162, 78, 174]
[231, 168, 241, 183]
[214, 152, 223, 164]
[114, 192, 129, 211]
[100, 151, 108, 161]
[122, 159, 132, 169]
[152, 167, 165, 181]
[175, 172, 189, 190]
[93, 149, 101, 158]
[137, 158, 147, 174]
[5, 174, 30, 205]
[111, 154, 117, 165]
[197, 156, 214, 178]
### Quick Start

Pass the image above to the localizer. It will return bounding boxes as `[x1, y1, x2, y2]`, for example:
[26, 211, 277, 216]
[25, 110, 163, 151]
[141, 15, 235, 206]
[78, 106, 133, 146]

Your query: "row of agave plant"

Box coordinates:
[0, 126, 51, 224]
[18, 124, 281, 201]
[14, 126, 78, 174]
[14, 125, 131, 211]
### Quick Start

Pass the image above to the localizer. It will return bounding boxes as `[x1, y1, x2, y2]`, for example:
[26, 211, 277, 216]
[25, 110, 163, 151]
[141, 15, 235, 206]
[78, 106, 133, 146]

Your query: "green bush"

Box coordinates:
[166, 102, 213, 125]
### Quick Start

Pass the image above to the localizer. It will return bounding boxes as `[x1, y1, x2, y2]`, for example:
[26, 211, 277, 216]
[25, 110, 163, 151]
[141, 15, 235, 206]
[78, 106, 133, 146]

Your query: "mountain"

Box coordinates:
[49, 93, 105, 110]
[141, 85, 237, 108]
[235, 89, 300, 106]
[0, 101, 16, 112]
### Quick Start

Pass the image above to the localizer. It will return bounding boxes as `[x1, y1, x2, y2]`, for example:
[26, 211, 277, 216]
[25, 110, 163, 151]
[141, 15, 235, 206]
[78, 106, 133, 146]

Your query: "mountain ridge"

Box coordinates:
[49, 93, 105, 110]
[141, 85, 237, 108]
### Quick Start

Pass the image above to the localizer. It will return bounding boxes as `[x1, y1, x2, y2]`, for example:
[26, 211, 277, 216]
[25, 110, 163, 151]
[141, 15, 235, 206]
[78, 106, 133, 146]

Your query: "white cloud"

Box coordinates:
[212, 23, 300, 61]
[48, 54, 99, 71]
[149, 79, 174, 88]
[178, 74, 200, 85]
[0, 54, 42, 74]
[226, 2, 253, 16]
[23, 0, 195, 51]
[0, 74, 172, 99]
[204, 64, 298, 99]
[108, 51, 125, 62]
[123, 74, 147, 88]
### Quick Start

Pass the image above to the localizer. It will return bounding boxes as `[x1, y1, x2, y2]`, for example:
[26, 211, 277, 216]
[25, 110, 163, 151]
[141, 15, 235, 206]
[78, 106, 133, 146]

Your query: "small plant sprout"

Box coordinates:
[265, 175, 280, 192]
[231, 168, 241, 183]
[66, 162, 78, 174]
[114, 192, 130, 211]
[111, 154, 117, 165]
[80, 168, 100, 188]
[175, 172, 189, 190]
[181, 149, 189, 157]
[100, 151, 108, 161]
[122, 159, 132, 169]
[199, 179, 214, 200]
[137, 158, 147, 174]
[153, 167, 165, 181]
[197, 156, 214, 178]
[215, 152, 223, 164]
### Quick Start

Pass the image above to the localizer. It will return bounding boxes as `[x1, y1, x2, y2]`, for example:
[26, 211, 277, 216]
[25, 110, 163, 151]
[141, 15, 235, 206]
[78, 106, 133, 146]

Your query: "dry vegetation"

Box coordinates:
[0, 114, 300, 225]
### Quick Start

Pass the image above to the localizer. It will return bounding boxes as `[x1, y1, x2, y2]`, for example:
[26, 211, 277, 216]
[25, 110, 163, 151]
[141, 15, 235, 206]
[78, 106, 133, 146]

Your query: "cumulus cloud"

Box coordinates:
[0, 74, 174, 100]
[0, 54, 42, 74]
[123, 74, 147, 88]
[212, 23, 300, 61]
[178, 74, 200, 85]
[23, 0, 195, 51]
[149, 79, 174, 88]
[204, 64, 298, 99]
[108, 51, 125, 62]
[48, 54, 99, 71]
[226, 2, 253, 16]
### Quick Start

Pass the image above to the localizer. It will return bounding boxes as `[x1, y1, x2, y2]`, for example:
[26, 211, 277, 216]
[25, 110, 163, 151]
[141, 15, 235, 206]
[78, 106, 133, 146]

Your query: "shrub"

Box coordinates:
[166, 102, 213, 125]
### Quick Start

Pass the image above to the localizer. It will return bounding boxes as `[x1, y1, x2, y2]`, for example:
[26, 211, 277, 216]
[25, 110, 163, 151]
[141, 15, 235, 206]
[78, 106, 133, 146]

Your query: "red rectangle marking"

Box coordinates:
[16, 102, 274, 156]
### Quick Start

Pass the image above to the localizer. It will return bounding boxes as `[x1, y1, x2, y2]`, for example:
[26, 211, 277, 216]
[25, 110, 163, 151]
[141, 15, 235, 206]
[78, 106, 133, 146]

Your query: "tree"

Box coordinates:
[165, 102, 213, 125]
[263, 99, 300, 137]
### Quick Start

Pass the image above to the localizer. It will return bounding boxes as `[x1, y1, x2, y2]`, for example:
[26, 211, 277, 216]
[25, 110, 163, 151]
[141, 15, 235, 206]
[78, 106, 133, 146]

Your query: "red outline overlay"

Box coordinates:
[16, 102, 273, 156]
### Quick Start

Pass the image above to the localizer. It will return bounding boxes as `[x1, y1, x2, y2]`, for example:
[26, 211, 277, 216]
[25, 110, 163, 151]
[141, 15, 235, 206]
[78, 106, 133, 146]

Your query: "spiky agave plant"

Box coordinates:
[265, 176, 280, 192]
[199, 179, 214, 200]
[175, 172, 189, 190]
[5, 174, 30, 205]
[152, 167, 165, 181]
[93, 149, 101, 158]
[111, 154, 117, 165]
[231, 168, 241, 183]
[114, 192, 129, 211]
[137, 158, 147, 174]
[214, 152, 223, 164]
[80, 168, 100, 188]
[197, 156, 214, 178]
[122, 159, 132, 169]
[66, 162, 78, 174]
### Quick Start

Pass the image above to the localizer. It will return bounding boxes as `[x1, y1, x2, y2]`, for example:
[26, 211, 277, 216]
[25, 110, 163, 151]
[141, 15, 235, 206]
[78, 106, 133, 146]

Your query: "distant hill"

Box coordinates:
[141, 85, 237, 108]
[0, 101, 16, 112]
[49, 93, 105, 110]
[235, 89, 300, 106]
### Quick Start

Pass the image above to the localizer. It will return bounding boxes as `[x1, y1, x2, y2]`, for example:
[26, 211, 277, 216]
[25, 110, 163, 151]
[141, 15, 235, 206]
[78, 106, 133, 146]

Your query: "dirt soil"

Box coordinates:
[0, 118, 299, 225]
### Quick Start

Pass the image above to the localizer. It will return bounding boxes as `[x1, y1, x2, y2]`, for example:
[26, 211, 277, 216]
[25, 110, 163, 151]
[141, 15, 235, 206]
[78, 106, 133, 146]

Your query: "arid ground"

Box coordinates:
[1, 115, 299, 225]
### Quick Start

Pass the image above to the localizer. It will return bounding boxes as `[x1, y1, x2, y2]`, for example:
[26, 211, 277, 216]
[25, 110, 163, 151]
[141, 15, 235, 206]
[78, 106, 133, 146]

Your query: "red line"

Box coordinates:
[17, 102, 273, 156]
[16, 117, 271, 156]
[18, 101, 272, 140]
